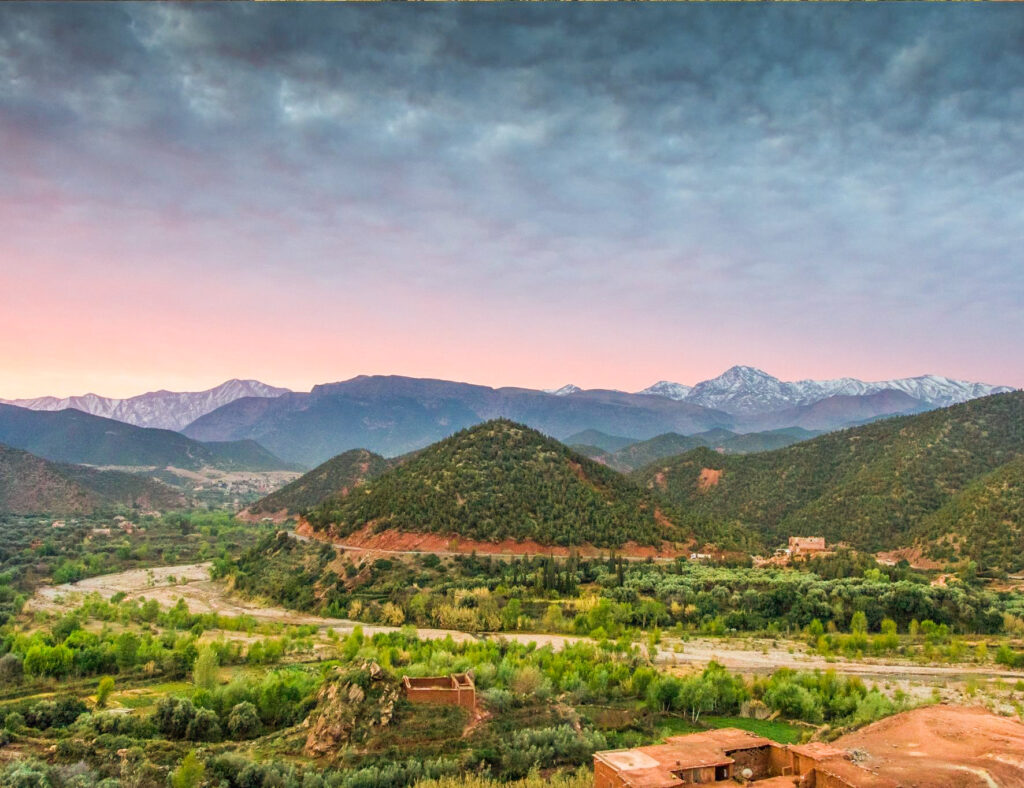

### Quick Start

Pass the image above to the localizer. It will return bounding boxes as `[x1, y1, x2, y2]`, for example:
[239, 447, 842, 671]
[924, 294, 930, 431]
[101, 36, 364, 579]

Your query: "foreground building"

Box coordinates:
[594, 706, 1024, 787]
[594, 729, 895, 787]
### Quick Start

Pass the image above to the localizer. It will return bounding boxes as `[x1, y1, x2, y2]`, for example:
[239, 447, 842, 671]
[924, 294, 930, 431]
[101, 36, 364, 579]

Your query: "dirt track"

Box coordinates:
[28, 564, 1024, 684]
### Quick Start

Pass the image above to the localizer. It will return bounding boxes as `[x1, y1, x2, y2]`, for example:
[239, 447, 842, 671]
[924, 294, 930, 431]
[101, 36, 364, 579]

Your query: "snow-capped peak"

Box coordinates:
[637, 381, 693, 401]
[637, 366, 1015, 416]
[1, 379, 291, 432]
[545, 384, 582, 396]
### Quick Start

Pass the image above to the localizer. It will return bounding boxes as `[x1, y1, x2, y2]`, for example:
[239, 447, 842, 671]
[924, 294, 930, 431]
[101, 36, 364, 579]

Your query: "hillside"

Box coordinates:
[634, 392, 1024, 562]
[563, 429, 637, 452]
[0, 404, 297, 471]
[0, 444, 185, 515]
[249, 449, 391, 515]
[305, 420, 695, 549]
[575, 428, 819, 472]
[912, 457, 1024, 571]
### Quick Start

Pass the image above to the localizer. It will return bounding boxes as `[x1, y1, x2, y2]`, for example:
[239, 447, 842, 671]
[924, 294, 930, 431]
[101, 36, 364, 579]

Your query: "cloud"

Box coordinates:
[0, 3, 1022, 392]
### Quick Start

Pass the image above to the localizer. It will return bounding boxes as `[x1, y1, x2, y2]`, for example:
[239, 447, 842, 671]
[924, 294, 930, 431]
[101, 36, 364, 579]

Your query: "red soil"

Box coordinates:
[236, 508, 290, 524]
[295, 519, 686, 560]
[875, 546, 946, 571]
[697, 467, 722, 491]
[834, 705, 1024, 787]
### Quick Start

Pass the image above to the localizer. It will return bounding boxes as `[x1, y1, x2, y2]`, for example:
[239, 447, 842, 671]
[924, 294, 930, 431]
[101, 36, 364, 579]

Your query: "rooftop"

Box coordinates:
[595, 729, 775, 786]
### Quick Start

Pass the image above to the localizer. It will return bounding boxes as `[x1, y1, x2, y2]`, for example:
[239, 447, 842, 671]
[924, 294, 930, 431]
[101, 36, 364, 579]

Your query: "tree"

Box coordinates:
[227, 701, 260, 739]
[850, 611, 868, 635]
[193, 647, 219, 691]
[115, 632, 140, 671]
[170, 752, 205, 788]
[96, 676, 115, 708]
[0, 654, 23, 685]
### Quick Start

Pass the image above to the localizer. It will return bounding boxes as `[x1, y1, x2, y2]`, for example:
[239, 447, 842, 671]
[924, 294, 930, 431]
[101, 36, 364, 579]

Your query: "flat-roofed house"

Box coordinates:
[401, 673, 476, 710]
[594, 730, 781, 787]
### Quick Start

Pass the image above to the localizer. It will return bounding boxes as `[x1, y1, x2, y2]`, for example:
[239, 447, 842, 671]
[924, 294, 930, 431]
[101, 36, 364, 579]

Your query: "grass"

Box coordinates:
[657, 714, 803, 744]
[702, 715, 804, 744]
[656, 717, 703, 738]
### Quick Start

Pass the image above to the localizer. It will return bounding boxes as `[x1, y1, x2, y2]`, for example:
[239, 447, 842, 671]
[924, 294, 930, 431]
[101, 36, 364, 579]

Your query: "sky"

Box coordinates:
[1, 4, 1022, 398]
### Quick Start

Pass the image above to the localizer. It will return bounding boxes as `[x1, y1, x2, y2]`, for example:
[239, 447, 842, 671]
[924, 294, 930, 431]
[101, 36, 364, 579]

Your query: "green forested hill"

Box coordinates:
[305, 420, 693, 548]
[633, 392, 1024, 560]
[562, 429, 637, 452]
[912, 456, 1024, 571]
[574, 428, 819, 472]
[0, 444, 185, 515]
[0, 404, 296, 471]
[591, 433, 706, 471]
[249, 449, 391, 515]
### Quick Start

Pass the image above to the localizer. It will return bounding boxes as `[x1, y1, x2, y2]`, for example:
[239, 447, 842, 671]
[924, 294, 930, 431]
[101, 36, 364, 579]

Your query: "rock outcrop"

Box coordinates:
[304, 662, 399, 757]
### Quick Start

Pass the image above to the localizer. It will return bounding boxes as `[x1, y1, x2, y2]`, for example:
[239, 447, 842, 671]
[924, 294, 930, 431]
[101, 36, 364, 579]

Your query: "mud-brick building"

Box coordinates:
[593, 729, 897, 788]
[788, 537, 827, 557]
[594, 730, 785, 787]
[401, 673, 476, 710]
[596, 706, 1024, 787]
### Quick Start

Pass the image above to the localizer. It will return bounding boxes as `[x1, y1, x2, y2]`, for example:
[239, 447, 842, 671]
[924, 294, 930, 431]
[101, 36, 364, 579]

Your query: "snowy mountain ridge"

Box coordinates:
[637, 365, 1014, 415]
[1, 379, 290, 431]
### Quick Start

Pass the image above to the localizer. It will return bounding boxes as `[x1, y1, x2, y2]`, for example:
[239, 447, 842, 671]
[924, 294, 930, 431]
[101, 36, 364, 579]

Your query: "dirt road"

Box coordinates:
[28, 563, 1024, 684]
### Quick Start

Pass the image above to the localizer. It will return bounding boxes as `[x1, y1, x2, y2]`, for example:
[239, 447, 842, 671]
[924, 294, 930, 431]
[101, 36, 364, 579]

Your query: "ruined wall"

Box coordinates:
[727, 746, 775, 780]
[403, 679, 476, 710]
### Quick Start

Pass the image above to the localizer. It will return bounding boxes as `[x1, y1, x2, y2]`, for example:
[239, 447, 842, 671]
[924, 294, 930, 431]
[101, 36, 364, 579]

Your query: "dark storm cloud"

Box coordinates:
[1, 4, 1022, 362]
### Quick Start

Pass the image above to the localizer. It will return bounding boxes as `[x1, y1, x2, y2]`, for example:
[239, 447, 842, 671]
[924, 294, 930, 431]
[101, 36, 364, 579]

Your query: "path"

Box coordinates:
[28, 563, 1024, 683]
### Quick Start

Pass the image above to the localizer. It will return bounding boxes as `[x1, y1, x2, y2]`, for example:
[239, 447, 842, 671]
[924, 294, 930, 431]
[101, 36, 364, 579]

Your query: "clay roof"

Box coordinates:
[787, 742, 845, 760]
[595, 729, 776, 786]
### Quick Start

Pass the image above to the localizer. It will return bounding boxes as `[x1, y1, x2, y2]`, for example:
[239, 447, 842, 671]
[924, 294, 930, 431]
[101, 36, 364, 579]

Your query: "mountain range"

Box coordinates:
[183, 368, 1011, 466]
[2, 367, 1013, 468]
[637, 366, 1013, 413]
[0, 379, 290, 431]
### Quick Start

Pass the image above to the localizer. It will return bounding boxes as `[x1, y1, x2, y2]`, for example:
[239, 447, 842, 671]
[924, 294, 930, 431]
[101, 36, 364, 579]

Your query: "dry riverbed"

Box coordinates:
[28, 563, 1024, 689]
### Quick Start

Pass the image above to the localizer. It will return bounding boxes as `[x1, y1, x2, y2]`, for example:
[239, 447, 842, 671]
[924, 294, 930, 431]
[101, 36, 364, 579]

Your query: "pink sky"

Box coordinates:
[2, 214, 1018, 399]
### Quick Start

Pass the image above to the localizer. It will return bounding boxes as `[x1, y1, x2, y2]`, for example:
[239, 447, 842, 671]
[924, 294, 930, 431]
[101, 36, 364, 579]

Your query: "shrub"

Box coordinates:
[227, 701, 261, 739]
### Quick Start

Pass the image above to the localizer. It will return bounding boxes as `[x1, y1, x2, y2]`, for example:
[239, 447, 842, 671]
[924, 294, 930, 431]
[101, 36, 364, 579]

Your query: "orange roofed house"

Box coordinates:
[401, 673, 476, 711]
[593, 729, 897, 788]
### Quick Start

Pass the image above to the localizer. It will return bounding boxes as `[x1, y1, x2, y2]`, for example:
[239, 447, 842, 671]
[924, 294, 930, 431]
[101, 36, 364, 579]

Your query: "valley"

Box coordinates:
[26, 562, 1024, 685]
[0, 388, 1021, 788]
[7, 4, 1024, 784]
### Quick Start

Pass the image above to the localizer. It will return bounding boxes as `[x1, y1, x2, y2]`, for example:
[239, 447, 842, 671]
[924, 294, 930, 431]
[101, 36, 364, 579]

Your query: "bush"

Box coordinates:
[227, 701, 260, 739]
[0, 654, 23, 685]
[185, 707, 221, 742]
